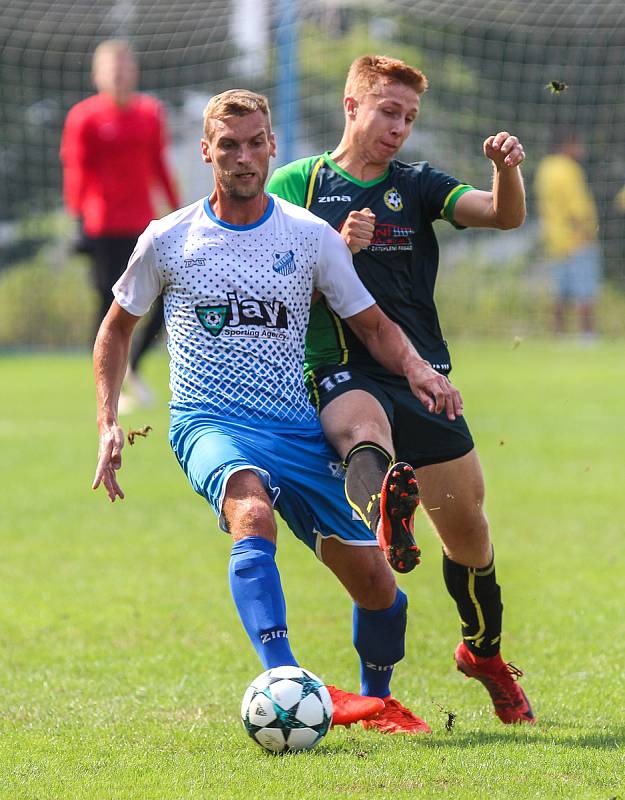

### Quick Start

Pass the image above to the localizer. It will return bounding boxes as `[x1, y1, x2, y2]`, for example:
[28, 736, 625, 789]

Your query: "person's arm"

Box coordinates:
[60, 106, 87, 216]
[151, 100, 180, 210]
[92, 224, 163, 501]
[314, 224, 463, 420]
[345, 304, 463, 421]
[92, 303, 141, 502]
[453, 131, 526, 230]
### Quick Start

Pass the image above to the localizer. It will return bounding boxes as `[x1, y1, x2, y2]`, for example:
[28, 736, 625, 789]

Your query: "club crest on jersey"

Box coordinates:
[272, 250, 296, 276]
[383, 187, 403, 211]
[195, 292, 288, 339]
[195, 305, 229, 336]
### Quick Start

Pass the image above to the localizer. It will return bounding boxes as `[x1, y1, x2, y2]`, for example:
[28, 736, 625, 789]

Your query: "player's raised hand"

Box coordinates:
[405, 361, 464, 421]
[93, 422, 126, 502]
[484, 132, 525, 169]
[341, 207, 376, 254]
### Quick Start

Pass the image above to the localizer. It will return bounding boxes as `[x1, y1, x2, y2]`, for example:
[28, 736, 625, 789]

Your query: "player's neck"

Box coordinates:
[209, 189, 270, 226]
[101, 90, 134, 108]
[329, 139, 389, 182]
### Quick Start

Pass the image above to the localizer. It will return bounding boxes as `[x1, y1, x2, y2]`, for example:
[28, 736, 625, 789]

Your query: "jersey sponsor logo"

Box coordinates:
[272, 250, 296, 276]
[184, 257, 207, 268]
[369, 223, 414, 252]
[195, 292, 288, 339]
[383, 187, 403, 211]
[318, 195, 352, 203]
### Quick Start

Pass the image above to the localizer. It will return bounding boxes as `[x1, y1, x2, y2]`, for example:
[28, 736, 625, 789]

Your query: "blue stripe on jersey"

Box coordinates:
[203, 194, 275, 230]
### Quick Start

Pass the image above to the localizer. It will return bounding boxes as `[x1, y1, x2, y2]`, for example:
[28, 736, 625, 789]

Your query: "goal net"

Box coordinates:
[1, 0, 624, 346]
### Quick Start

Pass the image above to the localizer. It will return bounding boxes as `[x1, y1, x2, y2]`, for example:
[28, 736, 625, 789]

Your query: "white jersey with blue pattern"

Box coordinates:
[113, 194, 374, 424]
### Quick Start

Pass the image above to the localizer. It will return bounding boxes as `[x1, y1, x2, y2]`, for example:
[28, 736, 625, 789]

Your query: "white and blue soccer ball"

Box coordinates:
[241, 666, 333, 753]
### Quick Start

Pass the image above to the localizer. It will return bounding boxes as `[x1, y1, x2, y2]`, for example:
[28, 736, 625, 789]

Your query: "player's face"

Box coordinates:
[348, 81, 420, 165]
[201, 111, 276, 200]
[92, 51, 138, 103]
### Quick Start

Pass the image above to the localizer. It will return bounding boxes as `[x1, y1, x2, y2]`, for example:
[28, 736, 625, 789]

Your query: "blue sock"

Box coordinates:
[353, 588, 408, 698]
[228, 536, 298, 670]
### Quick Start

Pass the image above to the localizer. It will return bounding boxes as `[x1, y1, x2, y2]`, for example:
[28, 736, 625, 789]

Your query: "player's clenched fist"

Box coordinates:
[483, 132, 525, 169]
[341, 207, 376, 254]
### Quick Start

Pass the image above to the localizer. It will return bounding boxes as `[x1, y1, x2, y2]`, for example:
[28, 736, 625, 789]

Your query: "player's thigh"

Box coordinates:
[307, 366, 394, 458]
[570, 243, 601, 301]
[91, 236, 137, 292]
[391, 380, 474, 468]
[273, 428, 377, 553]
[320, 391, 393, 458]
[320, 535, 397, 610]
[169, 411, 280, 533]
[416, 449, 490, 560]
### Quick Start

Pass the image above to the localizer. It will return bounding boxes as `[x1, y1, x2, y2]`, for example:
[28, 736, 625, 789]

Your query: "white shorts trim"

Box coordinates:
[314, 530, 379, 561]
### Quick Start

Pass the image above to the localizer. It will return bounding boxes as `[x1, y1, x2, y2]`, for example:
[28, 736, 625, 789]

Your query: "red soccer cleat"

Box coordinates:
[454, 641, 536, 724]
[377, 462, 421, 573]
[326, 685, 385, 727]
[361, 696, 432, 735]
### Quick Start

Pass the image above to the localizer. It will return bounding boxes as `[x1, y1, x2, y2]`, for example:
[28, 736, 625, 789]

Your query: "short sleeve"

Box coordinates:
[112, 223, 164, 316]
[313, 223, 374, 318]
[417, 162, 474, 229]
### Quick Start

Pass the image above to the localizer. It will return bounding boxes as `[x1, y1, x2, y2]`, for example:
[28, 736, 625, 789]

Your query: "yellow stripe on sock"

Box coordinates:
[463, 568, 486, 649]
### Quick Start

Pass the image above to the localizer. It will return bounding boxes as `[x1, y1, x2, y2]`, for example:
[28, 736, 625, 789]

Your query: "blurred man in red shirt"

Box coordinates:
[61, 39, 179, 408]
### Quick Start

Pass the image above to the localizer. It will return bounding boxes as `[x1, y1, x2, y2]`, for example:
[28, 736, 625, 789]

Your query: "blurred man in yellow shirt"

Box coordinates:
[534, 134, 600, 337]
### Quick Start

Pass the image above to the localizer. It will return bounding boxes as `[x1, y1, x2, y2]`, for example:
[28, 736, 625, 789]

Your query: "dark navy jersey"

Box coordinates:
[267, 152, 474, 377]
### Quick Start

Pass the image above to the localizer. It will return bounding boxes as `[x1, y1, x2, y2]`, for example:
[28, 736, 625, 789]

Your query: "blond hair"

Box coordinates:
[345, 55, 428, 99]
[203, 89, 272, 139]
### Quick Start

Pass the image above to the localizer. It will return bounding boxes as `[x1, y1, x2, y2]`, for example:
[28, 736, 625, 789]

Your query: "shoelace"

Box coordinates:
[506, 662, 524, 680]
[482, 663, 526, 708]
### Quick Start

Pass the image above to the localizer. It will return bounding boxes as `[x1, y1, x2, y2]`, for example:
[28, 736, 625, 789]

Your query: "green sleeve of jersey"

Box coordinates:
[441, 184, 475, 228]
[267, 156, 322, 208]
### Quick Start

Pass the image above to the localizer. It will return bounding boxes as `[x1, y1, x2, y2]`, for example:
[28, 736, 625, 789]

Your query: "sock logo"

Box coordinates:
[365, 662, 394, 671]
[260, 628, 288, 644]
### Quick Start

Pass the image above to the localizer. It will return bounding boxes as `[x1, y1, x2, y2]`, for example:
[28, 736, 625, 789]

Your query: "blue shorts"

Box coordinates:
[554, 243, 601, 302]
[169, 409, 376, 555]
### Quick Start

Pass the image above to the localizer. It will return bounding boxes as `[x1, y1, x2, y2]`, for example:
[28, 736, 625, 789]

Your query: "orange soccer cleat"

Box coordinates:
[454, 641, 536, 724]
[377, 462, 421, 573]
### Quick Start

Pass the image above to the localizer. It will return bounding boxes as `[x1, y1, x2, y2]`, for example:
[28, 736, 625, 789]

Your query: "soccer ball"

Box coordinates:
[241, 665, 333, 753]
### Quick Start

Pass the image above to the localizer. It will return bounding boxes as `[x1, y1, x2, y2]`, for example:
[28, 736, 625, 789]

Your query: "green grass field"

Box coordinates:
[1, 340, 624, 799]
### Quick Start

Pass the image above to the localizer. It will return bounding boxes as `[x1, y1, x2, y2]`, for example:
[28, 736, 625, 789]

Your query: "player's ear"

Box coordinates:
[268, 132, 277, 158]
[200, 138, 212, 164]
[344, 95, 358, 119]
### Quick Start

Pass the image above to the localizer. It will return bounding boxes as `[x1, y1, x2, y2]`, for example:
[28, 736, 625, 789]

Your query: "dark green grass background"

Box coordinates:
[1, 341, 624, 799]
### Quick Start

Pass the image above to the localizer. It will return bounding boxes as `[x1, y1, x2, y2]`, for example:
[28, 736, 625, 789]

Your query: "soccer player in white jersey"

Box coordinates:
[92, 89, 463, 732]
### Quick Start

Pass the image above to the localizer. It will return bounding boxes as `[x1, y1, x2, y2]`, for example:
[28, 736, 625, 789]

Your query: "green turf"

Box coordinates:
[1, 340, 624, 799]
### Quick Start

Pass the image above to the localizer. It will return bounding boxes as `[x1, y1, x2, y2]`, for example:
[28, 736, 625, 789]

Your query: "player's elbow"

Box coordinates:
[495, 208, 526, 230]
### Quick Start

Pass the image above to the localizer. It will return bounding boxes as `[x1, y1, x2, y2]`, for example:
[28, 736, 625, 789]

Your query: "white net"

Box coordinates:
[1, 0, 624, 345]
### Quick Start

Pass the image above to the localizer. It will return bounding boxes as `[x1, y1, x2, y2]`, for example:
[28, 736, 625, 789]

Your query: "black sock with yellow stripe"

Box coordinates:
[443, 551, 503, 658]
[343, 441, 393, 534]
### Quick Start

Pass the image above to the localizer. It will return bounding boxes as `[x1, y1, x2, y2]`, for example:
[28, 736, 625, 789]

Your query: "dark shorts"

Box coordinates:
[306, 365, 474, 469]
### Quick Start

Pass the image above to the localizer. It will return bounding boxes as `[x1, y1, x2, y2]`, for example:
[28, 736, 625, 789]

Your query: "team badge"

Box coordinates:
[195, 305, 228, 336]
[383, 187, 403, 211]
[272, 250, 296, 276]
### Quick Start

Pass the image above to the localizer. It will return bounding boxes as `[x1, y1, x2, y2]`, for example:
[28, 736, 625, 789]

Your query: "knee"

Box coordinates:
[351, 555, 397, 610]
[226, 497, 277, 541]
[444, 509, 492, 567]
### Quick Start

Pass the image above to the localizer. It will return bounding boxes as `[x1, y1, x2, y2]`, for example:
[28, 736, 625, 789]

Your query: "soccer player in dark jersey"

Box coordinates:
[267, 54, 535, 727]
